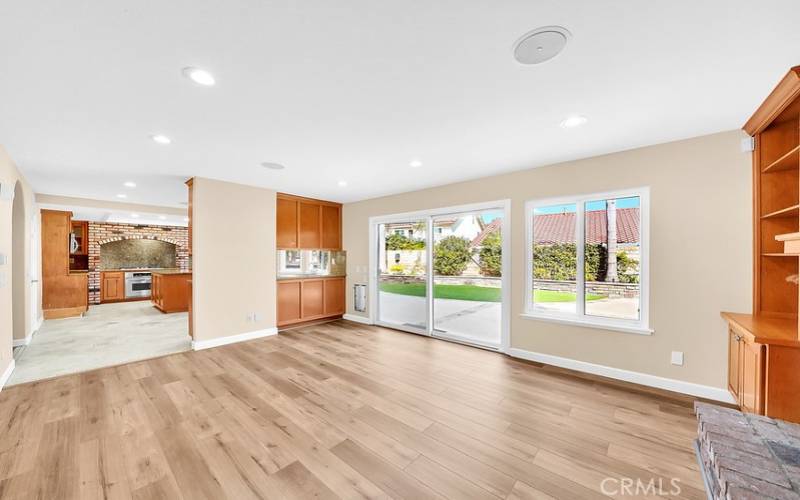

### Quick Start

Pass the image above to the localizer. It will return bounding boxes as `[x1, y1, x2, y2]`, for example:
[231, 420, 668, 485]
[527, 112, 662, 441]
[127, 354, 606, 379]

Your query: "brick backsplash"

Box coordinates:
[88, 222, 189, 304]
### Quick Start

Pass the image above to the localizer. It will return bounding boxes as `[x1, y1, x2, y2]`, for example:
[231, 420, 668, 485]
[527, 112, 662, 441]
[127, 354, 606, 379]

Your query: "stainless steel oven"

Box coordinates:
[124, 271, 152, 298]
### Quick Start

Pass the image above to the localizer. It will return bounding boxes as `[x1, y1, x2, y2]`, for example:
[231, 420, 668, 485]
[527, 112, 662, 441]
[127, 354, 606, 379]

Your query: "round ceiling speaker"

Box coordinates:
[513, 26, 571, 65]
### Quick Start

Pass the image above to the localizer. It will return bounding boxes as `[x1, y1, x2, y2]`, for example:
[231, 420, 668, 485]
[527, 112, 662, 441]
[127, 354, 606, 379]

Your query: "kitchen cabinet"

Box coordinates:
[324, 277, 345, 315]
[321, 204, 341, 249]
[298, 201, 321, 248]
[101, 271, 125, 302]
[41, 210, 89, 319]
[70, 220, 89, 255]
[152, 271, 191, 313]
[278, 276, 345, 327]
[276, 197, 298, 248]
[276, 193, 342, 250]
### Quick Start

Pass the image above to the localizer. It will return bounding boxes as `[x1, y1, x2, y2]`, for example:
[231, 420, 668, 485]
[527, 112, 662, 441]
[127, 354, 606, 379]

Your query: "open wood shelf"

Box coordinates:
[763, 145, 800, 173]
[762, 253, 800, 257]
[761, 204, 800, 219]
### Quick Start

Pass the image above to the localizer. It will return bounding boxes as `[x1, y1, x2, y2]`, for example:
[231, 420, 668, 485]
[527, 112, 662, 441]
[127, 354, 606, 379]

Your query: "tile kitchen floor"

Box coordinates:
[9, 300, 191, 386]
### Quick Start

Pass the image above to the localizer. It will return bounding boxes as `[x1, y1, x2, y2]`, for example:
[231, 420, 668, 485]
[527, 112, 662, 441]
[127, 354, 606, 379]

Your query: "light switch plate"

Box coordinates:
[671, 351, 684, 366]
[0, 252, 6, 265]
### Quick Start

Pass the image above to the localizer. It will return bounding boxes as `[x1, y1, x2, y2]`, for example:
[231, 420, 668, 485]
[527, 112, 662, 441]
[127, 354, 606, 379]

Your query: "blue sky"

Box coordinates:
[534, 196, 640, 215]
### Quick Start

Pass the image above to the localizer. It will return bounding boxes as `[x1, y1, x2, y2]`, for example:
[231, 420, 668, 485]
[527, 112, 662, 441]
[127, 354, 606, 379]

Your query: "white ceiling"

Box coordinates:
[1, 1, 799, 206]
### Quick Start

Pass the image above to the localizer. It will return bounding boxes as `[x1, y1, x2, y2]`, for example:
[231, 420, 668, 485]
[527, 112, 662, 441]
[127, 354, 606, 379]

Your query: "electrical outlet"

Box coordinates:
[671, 351, 684, 366]
[253, 312, 262, 322]
[246, 312, 255, 322]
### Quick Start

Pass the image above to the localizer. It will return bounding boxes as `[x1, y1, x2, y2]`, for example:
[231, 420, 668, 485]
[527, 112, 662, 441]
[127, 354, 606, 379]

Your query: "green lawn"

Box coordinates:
[379, 282, 604, 303]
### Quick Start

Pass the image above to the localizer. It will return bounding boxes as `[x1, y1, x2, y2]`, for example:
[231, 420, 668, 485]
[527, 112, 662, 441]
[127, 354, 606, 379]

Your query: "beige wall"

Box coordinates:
[0, 145, 40, 380]
[343, 130, 751, 390]
[192, 177, 276, 342]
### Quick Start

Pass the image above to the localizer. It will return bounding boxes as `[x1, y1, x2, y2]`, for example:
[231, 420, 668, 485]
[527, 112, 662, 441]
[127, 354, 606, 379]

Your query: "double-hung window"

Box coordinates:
[523, 188, 651, 334]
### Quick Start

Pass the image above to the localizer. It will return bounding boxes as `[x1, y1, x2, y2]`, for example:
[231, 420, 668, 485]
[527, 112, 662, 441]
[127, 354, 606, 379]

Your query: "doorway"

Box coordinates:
[371, 200, 510, 351]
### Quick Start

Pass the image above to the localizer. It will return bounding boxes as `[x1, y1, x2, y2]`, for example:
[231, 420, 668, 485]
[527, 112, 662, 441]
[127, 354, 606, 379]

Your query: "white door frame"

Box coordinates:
[368, 199, 511, 352]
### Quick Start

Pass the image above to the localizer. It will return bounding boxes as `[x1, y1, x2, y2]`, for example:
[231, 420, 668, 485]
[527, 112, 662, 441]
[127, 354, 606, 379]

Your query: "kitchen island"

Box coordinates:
[151, 270, 192, 313]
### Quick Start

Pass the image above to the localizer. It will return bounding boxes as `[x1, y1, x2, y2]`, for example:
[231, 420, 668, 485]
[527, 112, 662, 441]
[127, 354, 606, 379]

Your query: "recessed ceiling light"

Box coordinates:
[409, 160, 423, 168]
[151, 134, 171, 144]
[261, 162, 285, 170]
[182, 67, 215, 86]
[131, 213, 139, 218]
[513, 26, 571, 65]
[560, 115, 588, 129]
[123, 181, 136, 188]
[158, 215, 167, 220]
[338, 180, 348, 187]
[116, 193, 127, 199]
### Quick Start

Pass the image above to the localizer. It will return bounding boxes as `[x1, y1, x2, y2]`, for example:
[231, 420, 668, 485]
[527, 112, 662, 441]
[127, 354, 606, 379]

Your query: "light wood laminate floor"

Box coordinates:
[0, 320, 706, 499]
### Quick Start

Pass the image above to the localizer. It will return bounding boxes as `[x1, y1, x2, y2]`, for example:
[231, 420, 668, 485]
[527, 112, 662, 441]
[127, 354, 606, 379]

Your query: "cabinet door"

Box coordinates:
[321, 204, 341, 249]
[740, 338, 765, 414]
[324, 278, 345, 315]
[301, 280, 324, 318]
[278, 281, 302, 324]
[102, 273, 124, 301]
[277, 198, 299, 248]
[728, 329, 740, 397]
[298, 202, 321, 248]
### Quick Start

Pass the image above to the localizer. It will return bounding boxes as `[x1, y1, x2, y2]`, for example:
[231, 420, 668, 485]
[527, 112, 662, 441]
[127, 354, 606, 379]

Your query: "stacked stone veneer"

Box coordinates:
[88, 222, 188, 304]
[695, 402, 800, 499]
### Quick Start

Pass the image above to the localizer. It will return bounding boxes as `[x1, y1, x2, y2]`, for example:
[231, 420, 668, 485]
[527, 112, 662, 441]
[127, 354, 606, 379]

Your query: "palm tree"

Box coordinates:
[606, 199, 618, 282]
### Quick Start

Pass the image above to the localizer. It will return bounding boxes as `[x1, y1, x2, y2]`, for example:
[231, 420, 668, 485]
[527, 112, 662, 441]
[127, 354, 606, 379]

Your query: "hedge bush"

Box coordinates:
[533, 243, 639, 283]
[433, 236, 472, 276]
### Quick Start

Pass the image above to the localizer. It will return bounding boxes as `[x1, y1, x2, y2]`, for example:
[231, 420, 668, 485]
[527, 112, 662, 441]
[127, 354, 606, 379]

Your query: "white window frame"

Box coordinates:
[521, 187, 652, 335]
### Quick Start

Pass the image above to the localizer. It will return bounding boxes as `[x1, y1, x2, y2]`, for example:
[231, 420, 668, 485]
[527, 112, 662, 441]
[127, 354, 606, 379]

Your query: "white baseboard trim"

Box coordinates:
[33, 316, 43, 333]
[192, 327, 278, 351]
[342, 314, 373, 325]
[13, 336, 31, 348]
[507, 348, 736, 404]
[0, 360, 15, 391]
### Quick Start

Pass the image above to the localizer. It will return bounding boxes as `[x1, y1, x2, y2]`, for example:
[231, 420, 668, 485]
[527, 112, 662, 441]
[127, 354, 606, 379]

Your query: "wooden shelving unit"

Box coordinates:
[723, 65, 800, 423]
[762, 145, 800, 173]
[761, 204, 799, 219]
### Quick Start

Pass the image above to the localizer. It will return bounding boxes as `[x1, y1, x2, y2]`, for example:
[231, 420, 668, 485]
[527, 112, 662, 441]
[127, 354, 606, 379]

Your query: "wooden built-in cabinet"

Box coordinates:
[723, 65, 800, 423]
[152, 272, 191, 313]
[278, 276, 345, 327]
[70, 220, 88, 255]
[276, 193, 342, 250]
[41, 210, 89, 319]
[100, 271, 125, 302]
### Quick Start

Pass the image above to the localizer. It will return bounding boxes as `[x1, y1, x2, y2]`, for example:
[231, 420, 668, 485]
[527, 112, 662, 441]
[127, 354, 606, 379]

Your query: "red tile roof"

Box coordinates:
[470, 208, 640, 247]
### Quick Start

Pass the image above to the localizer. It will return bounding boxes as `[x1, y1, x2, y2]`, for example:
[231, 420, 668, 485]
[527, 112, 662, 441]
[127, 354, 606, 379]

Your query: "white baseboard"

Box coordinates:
[13, 336, 31, 348]
[192, 327, 278, 351]
[0, 360, 15, 391]
[342, 314, 373, 325]
[507, 348, 735, 404]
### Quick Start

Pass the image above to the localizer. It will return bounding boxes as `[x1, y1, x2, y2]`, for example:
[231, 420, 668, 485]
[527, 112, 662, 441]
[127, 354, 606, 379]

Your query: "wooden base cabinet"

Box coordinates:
[724, 313, 800, 422]
[100, 271, 125, 302]
[278, 277, 345, 327]
[152, 272, 191, 313]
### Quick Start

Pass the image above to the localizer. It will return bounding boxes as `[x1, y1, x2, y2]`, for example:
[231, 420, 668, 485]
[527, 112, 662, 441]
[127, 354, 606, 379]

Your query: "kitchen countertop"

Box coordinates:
[100, 268, 182, 272]
[277, 274, 346, 281]
[151, 269, 192, 275]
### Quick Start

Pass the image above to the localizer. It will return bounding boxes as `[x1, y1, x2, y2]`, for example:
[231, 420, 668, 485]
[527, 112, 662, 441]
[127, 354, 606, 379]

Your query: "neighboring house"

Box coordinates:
[388, 215, 484, 242]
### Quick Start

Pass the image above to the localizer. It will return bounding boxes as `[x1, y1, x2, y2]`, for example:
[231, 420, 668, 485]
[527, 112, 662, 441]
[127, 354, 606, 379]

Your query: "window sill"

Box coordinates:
[519, 313, 654, 336]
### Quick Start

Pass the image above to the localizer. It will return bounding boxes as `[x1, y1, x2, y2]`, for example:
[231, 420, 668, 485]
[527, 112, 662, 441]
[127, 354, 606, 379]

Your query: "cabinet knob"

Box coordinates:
[734, 334, 742, 342]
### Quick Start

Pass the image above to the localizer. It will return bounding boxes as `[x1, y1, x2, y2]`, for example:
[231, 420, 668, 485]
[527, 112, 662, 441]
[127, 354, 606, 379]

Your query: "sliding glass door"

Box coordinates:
[376, 219, 428, 334]
[373, 203, 507, 350]
[432, 210, 503, 348]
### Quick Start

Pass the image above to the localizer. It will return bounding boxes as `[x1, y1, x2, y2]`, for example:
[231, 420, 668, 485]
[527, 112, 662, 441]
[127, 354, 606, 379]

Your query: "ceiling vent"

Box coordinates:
[513, 26, 571, 65]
